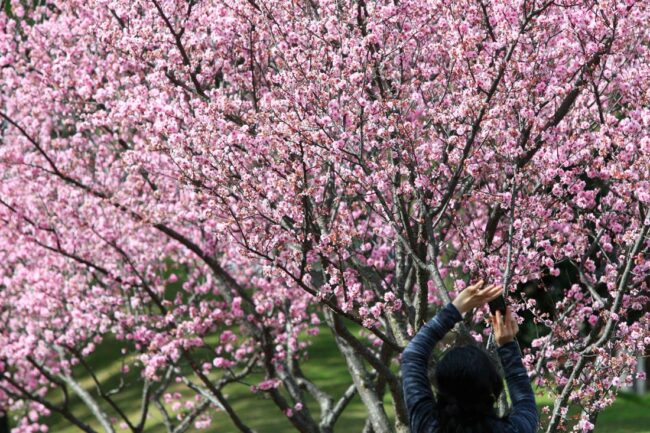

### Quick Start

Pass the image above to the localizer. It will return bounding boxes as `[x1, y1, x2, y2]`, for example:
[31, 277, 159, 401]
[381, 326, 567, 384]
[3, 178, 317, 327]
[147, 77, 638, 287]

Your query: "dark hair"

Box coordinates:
[434, 345, 503, 433]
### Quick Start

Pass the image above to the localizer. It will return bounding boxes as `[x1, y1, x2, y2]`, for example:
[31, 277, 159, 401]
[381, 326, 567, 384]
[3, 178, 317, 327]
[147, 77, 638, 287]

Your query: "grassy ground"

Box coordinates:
[31, 328, 650, 433]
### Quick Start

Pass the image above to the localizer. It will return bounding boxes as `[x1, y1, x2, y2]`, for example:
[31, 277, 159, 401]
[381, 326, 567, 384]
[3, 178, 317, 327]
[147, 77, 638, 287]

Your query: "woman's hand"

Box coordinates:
[491, 307, 519, 346]
[451, 279, 503, 315]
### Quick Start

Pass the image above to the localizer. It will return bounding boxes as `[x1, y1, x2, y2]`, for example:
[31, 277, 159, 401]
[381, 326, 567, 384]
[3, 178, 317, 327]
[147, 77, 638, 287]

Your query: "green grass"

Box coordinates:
[10, 327, 648, 433]
[591, 393, 650, 433]
[531, 391, 650, 433]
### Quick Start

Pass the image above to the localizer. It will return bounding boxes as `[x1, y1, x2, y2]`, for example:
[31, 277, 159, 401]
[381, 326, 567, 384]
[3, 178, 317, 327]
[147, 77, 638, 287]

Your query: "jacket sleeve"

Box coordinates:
[497, 341, 539, 433]
[400, 302, 463, 433]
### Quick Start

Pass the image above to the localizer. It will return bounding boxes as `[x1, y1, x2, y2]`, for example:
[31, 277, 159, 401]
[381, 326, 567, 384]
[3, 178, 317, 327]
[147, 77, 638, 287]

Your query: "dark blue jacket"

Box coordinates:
[401, 303, 539, 433]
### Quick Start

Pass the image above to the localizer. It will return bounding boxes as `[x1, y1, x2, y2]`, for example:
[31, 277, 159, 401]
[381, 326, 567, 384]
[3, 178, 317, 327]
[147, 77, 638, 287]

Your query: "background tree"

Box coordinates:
[0, 0, 649, 432]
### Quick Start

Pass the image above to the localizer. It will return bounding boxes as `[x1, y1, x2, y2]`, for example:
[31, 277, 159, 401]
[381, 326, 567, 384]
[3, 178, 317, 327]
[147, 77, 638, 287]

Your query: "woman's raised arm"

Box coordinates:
[401, 281, 502, 433]
[492, 309, 539, 433]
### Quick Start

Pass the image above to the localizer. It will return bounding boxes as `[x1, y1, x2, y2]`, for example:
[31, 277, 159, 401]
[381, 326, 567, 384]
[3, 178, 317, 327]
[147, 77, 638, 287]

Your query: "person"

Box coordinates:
[401, 280, 539, 433]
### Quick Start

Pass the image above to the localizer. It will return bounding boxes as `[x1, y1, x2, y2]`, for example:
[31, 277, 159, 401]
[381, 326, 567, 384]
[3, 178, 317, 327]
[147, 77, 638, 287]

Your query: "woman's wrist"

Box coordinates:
[496, 338, 517, 349]
[447, 301, 463, 320]
[451, 298, 468, 315]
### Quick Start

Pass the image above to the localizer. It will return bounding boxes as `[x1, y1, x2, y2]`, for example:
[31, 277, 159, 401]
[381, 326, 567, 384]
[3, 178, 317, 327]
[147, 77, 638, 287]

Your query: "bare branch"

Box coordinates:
[324, 309, 393, 433]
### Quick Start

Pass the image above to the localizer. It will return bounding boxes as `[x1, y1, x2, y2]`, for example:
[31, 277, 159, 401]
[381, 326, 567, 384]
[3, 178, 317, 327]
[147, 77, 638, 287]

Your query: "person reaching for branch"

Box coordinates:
[401, 280, 539, 433]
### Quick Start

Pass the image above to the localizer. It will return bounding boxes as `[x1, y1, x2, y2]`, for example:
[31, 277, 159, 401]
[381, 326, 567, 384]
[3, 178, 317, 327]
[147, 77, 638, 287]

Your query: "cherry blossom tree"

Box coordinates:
[1, 0, 649, 432]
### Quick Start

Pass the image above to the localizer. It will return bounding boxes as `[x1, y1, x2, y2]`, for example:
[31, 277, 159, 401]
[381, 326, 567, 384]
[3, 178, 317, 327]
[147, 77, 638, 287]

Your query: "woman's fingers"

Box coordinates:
[467, 279, 485, 293]
[465, 280, 484, 296]
[504, 315, 513, 336]
[495, 310, 503, 330]
[493, 306, 520, 346]
[476, 283, 503, 303]
[484, 284, 503, 301]
[510, 311, 519, 334]
[478, 283, 494, 294]
[479, 283, 495, 291]
[505, 308, 518, 336]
